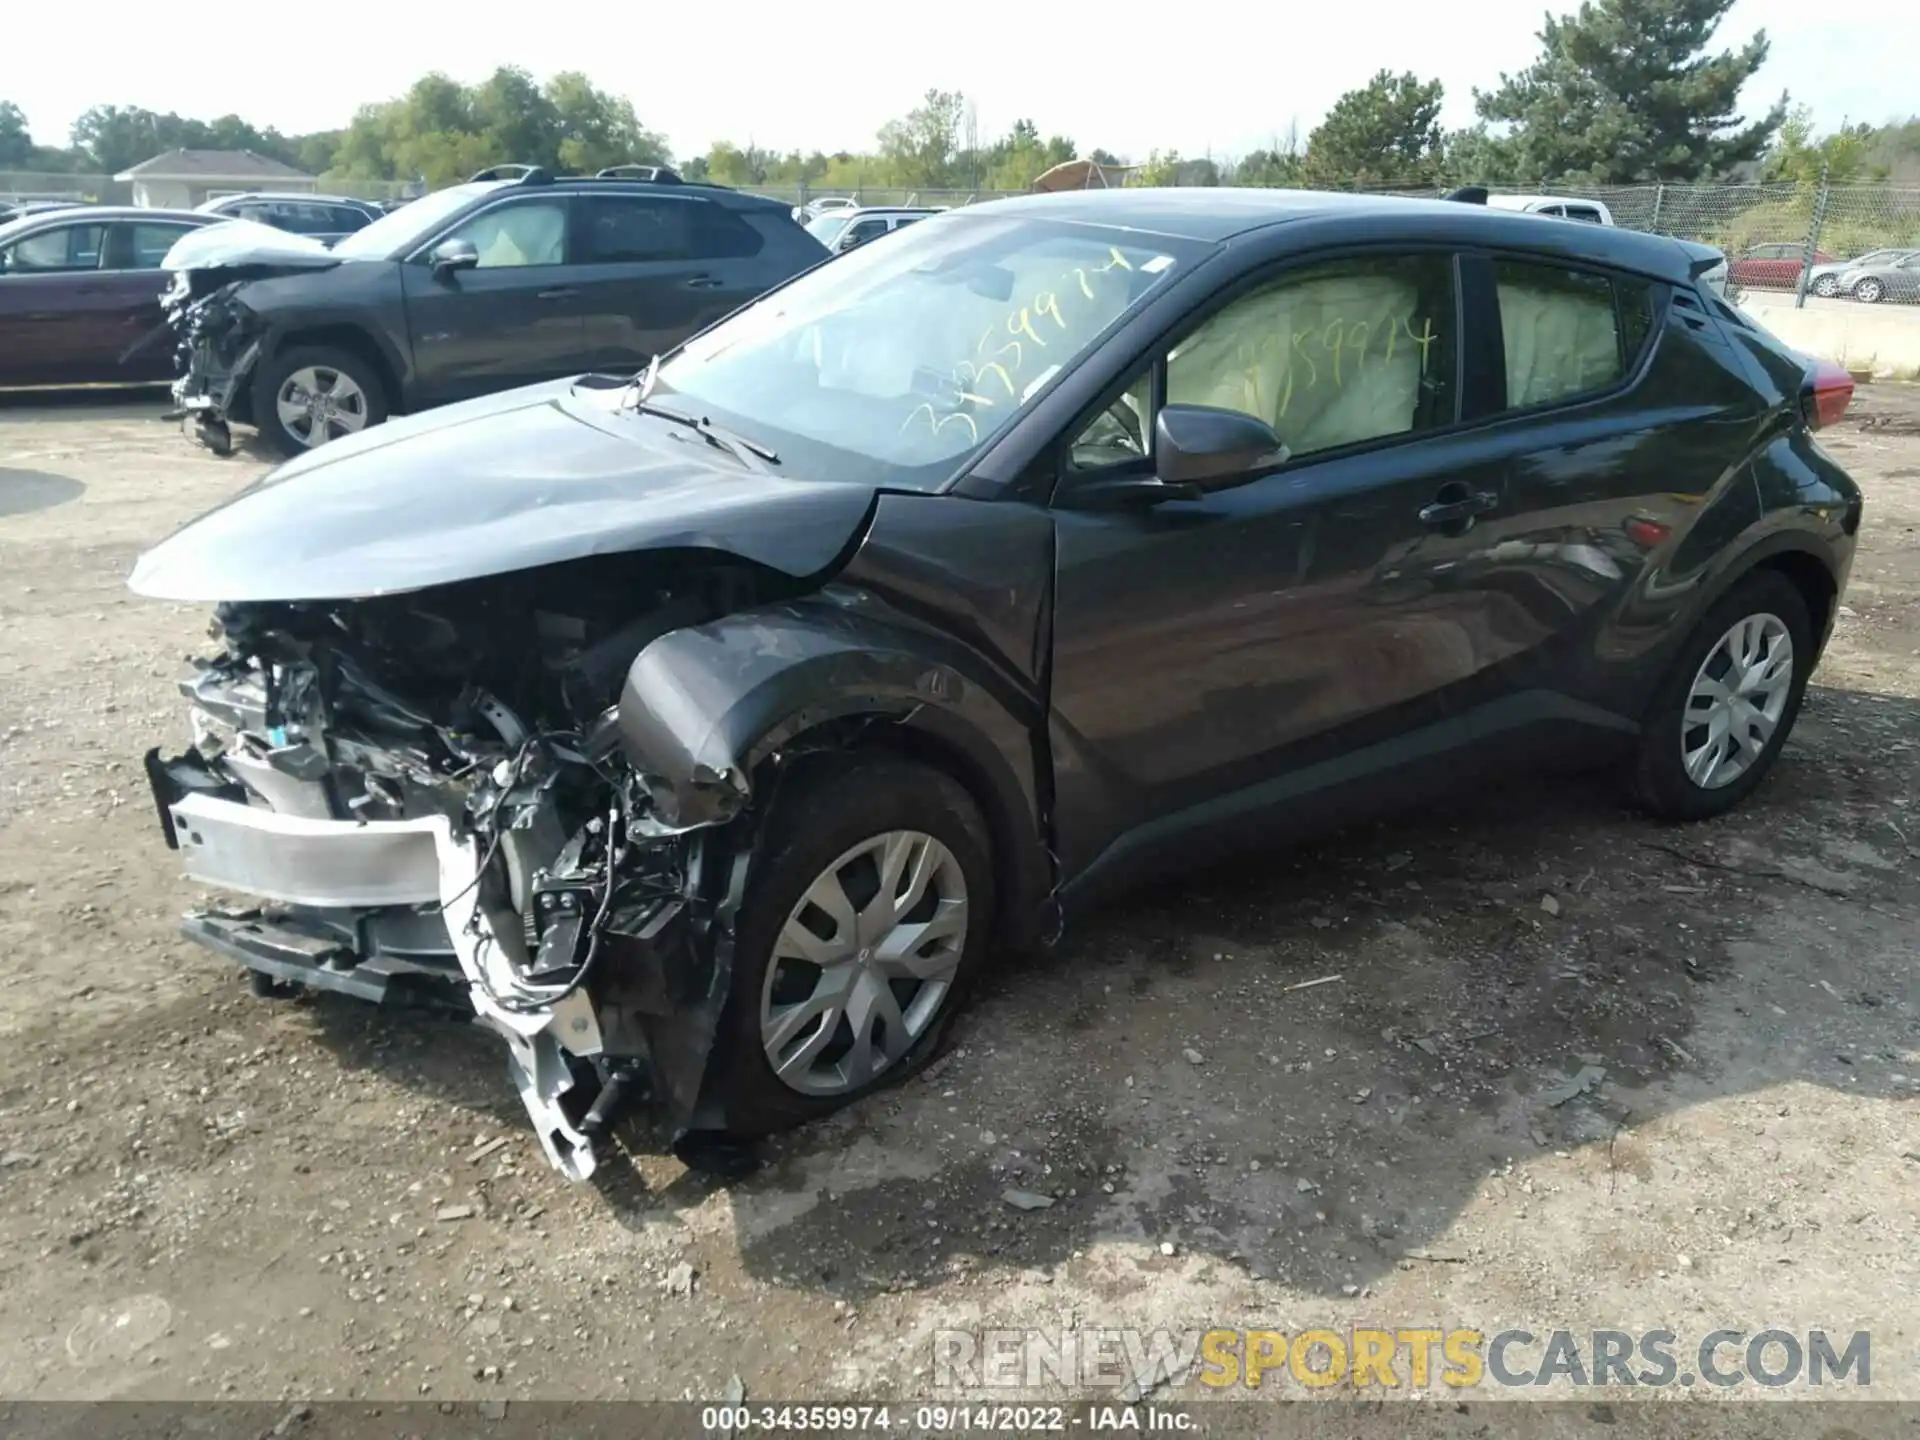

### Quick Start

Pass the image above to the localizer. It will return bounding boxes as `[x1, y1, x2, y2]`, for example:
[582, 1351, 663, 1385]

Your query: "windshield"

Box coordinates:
[646, 212, 1199, 489]
[805, 213, 851, 246]
[330, 183, 503, 259]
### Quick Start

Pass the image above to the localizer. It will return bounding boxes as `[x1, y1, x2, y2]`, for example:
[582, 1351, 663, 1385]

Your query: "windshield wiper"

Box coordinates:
[634, 400, 780, 468]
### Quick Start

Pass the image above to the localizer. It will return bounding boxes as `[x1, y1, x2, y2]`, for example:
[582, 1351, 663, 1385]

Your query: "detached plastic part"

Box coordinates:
[1803, 358, 1856, 431]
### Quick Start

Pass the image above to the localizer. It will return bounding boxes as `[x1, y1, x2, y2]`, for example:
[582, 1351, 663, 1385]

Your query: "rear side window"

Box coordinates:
[577, 195, 763, 263]
[1492, 259, 1656, 411]
[128, 223, 197, 268]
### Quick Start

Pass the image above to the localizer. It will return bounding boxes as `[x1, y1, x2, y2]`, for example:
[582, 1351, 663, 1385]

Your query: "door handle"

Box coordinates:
[536, 286, 579, 300]
[682, 275, 723, 290]
[1418, 486, 1499, 529]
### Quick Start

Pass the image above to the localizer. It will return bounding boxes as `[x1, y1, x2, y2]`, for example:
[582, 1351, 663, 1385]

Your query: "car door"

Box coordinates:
[95, 219, 206, 381]
[571, 192, 771, 371]
[397, 195, 594, 405]
[0, 217, 117, 385]
[1046, 248, 1516, 878]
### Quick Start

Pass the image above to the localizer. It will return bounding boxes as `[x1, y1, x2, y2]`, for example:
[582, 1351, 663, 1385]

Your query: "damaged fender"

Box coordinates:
[618, 585, 1054, 948]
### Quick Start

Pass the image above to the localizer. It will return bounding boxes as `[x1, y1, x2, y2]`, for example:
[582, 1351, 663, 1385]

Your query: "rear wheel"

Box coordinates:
[1853, 277, 1886, 304]
[251, 345, 387, 458]
[716, 754, 994, 1135]
[1631, 571, 1814, 821]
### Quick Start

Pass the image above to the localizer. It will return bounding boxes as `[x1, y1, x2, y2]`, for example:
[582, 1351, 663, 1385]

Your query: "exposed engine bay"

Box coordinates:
[145, 554, 797, 1180]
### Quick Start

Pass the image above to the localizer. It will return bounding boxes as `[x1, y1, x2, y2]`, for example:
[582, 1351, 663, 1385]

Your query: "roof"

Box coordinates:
[0, 206, 211, 241]
[114, 150, 315, 183]
[956, 187, 1693, 273]
[198, 192, 381, 211]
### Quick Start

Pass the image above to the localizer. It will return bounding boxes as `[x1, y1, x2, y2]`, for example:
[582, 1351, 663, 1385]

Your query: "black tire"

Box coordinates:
[1631, 570, 1814, 821]
[250, 345, 388, 458]
[714, 753, 995, 1136]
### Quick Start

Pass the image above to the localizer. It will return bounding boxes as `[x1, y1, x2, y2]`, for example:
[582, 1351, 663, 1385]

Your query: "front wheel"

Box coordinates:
[1813, 274, 1840, 297]
[250, 345, 387, 458]
[715, 754, 995, 1135]
[1631, 571, 1814, 821]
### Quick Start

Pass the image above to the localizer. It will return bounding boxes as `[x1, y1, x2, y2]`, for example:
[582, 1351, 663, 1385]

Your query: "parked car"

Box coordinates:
[0, 198, 86, 226]
[1484, 193, 1616, 226]
[131, 188, 1861, 1180]
[0, 205, 218, 387]
[196, 192, 385, 247]
[162, 166, 827, 456]
[805, 205, 940, 254]
[1840, 250, 1920, 304]
[1727, 242, 1834, 292]
[1808, 248, 1916, 298]
[793, 196, 859, 223]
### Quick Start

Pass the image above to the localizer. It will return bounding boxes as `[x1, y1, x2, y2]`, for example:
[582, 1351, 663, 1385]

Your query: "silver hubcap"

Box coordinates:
[1859, 281, 1882, 302]
[759, 829, 968, 1097]
[275, 366, 369, 448]
[1682, 612, 1794, 790]
[1815, 278, 1837, 295]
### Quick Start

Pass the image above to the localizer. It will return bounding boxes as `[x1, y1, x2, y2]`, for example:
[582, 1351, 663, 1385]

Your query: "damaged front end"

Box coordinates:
[142, 558, 777, 1180]
[160, 222, 337, 453]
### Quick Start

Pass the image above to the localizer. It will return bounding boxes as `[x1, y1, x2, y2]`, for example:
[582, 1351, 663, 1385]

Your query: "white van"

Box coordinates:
[1485, 193, 1616, 227]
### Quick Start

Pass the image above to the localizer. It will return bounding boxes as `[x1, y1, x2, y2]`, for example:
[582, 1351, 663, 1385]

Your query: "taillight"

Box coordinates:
[1803, 359, 1855, 430]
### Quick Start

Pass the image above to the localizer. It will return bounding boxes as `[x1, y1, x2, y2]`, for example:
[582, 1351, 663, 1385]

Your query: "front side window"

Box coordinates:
[442, 200, 568, 268]
[4, 223, 105, 272]
[1070, 253, 1458, 470]
[841, 218, 890, 248]
[1493, 258, 1654, 410]
[646, 215, 1197, 489]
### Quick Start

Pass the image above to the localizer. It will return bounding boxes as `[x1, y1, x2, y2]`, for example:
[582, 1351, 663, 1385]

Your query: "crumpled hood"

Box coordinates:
[162, 218, 339, 273]
[128, 380, 878, 603]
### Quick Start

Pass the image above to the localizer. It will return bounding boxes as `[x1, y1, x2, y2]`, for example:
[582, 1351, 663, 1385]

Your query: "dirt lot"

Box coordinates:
[1, 387, 1917, 1411]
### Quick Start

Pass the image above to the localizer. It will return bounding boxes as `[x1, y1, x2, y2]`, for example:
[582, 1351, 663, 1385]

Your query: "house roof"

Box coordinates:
[114, 150, 315, 184]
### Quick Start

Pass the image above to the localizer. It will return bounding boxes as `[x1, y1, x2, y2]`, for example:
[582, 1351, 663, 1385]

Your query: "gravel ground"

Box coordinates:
[0, 385, 1917, 1410]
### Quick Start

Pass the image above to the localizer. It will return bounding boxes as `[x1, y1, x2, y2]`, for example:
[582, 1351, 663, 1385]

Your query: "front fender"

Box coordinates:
[616, 586, 1050, 941]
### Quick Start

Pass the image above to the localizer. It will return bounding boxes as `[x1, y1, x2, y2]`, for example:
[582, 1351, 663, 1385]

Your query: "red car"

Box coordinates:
[0, 205, 218, 387]
[1727, 242, 1834, 292]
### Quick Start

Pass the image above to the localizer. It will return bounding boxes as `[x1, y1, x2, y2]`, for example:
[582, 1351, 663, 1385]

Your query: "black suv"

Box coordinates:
[134, 189, 1861, 1179]
[163, 167, 826, 456]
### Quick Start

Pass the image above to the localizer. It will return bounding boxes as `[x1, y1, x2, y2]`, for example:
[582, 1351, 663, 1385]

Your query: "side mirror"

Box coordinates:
[1154, 404, 1288, 491]
[429, 238, 479, 277]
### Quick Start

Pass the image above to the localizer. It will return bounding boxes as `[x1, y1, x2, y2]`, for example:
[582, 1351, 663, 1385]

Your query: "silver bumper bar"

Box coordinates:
[165, 792, 602, 1180]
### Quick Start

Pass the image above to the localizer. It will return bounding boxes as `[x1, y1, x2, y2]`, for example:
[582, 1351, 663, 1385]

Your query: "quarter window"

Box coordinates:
[1069, 253, 1459, 469]
[1493, 259, 1655, 411]
[441, 200, 568, 268]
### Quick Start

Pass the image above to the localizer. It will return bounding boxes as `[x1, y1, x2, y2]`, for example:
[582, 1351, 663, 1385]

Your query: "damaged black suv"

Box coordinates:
[162, 166, 826, 457]
[133, 189, 1862, 1180]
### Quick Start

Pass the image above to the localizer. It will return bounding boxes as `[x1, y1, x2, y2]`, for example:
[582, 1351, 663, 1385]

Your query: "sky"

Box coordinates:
[6, 0, 1912, 165]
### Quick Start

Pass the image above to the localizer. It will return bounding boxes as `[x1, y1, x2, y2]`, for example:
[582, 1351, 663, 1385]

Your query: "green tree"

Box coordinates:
[1302, 70, 1444, 188]
[977, 118, 1075, 190]
[1762, 105, 1887, 184]
[1232, 125, 1304, 188]
[1127, 150, 1183, 186]
[1473, 0, 1785, 183]
[877, 89, 967, 187]
[0, 101, 33, 167]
